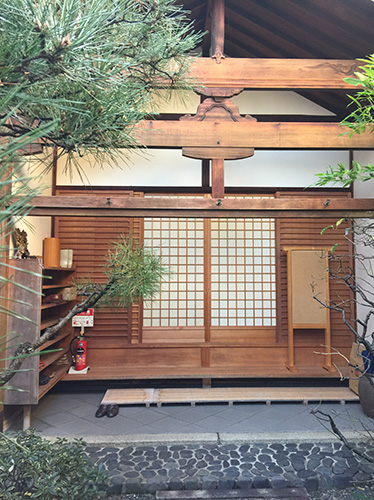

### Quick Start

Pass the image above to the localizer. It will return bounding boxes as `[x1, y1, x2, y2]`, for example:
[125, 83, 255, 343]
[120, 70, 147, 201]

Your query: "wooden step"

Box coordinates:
[101, 386, 358, 407]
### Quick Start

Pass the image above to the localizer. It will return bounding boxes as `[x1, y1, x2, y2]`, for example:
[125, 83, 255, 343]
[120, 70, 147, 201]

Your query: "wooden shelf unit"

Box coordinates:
[4, 260, 75, 428]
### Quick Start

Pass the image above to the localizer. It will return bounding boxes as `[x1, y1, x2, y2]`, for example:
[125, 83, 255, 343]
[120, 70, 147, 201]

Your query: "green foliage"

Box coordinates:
[0, 0, 202, 169]
[0, 430, 108, 499]
[75, 235, 168, 309]
[314, 160, 374, 187]
[314, 55, 374, 187]
[342, 55, 374, 136]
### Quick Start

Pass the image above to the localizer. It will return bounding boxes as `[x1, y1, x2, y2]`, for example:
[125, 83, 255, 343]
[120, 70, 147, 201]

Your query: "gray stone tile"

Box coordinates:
[124, 409, 166, 425]
[36, 409, 81, 426]
[121, 406, 156, 417]
[193, 415, 234, 432]
[171, 407, 220, 424]
[153, 404, 193, 416]
[67, 402, 102, 418]
[92, 416, 155, 435]
[30, 416, 58, 431]
[214, 407, 260, 423]
[147, 416, 197, 433]
[55, 418, 106, 436]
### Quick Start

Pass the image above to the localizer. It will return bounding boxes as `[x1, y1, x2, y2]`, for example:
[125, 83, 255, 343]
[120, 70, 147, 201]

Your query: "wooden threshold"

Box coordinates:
[101, 386, 358, 406]
[63, 365, 349, 381]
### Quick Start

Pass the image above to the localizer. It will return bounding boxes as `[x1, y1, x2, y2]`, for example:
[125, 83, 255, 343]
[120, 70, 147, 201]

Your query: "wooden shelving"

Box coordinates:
[41, 300, 71, 310]
[42, 284, 68, 290]
[38, 364, 70, 400]
[5, 260, 75, 423]
[39, 347, 68, 372]
[42, 330, 70, 349]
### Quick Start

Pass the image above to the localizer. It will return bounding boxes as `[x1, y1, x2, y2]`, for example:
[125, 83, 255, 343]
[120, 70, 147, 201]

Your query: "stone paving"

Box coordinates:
[85, 440, 374, 496]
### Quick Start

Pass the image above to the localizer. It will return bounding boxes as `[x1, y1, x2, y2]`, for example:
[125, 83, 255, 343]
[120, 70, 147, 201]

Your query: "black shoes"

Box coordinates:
[107, 404, 119, 418]
[95, 403, 119, 418]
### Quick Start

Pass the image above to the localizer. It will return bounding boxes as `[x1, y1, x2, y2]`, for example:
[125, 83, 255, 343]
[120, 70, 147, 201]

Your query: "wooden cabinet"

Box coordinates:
[4, 259, 75, 427]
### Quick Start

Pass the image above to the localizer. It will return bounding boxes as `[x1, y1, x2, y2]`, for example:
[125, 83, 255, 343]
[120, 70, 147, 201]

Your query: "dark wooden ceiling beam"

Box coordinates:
[225, 8, 312, 59]
[227, 0, 340, 59]
[313, 0, 374, 42]
[25, 195, 374, 219]
[273, 0, 363, 57]
[224, 27, 281, 58]
[134, 121, 374, 149]
[189, 58, 358, 89]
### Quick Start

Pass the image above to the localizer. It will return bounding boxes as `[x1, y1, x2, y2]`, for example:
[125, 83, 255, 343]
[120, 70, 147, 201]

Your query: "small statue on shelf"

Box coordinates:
[13, 227, 30, 259]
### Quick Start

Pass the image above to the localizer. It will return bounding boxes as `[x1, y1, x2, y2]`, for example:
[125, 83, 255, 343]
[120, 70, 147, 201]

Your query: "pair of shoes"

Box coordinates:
[95, 404, 119, 418]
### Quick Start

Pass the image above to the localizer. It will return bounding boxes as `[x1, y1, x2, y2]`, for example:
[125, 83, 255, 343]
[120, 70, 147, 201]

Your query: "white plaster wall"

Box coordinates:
[57, 150, 202, 187]
[56, 89, 341, 189]
[225, 150, 349, 188]
[57, 149, 348, 189]
[14, 155, 53, 257]
[232, 91, 335, 116]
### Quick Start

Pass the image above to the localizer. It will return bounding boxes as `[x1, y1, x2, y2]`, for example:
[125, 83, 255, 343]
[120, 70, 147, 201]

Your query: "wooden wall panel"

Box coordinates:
[210, 327, 276, 344]
[142, 327, 205, 344]
[55, 188, 143, 344]
[88, 346, 203, 368]
[275, 191, 354, 348]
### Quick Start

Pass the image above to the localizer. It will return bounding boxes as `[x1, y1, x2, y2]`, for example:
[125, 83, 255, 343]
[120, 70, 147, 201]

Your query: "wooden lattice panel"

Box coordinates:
[143, 195, 205, 328]
[211, 196, 276, 327]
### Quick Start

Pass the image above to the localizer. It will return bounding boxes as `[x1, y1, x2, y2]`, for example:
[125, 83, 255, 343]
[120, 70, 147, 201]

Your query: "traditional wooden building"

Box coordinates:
[15, 0, 374, 388]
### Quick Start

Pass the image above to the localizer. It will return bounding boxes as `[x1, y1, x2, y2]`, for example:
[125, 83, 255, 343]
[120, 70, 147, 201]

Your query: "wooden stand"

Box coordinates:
[284, 247, 334, 373]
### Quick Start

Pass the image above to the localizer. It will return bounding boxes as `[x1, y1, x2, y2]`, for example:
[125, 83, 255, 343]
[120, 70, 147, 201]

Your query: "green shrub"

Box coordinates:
[0, 430, 108, 499]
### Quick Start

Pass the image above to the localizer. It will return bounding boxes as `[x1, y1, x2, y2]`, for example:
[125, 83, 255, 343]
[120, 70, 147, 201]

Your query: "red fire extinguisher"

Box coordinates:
[70, 328, 87, 370]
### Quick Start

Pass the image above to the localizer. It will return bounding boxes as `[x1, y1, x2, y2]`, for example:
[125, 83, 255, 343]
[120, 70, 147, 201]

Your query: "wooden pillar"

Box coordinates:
[211, 0, 225, 62]
[202, 159, 210, 188]
[211, 158, 225, 199]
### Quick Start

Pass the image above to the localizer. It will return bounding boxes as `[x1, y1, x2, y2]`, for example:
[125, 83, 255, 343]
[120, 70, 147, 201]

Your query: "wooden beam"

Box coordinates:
[189, 58, 359, 89]
[23, 195, 374, 218]
[134, 121, 374, 149]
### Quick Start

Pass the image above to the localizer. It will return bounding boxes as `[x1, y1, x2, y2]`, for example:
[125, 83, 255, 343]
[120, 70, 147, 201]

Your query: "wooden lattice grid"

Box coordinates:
[144, 195, 205, 328]
[143, 194, 276, 329]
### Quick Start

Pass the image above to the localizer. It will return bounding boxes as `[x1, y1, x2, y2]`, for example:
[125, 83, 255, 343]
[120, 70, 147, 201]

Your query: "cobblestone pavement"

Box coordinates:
[85, 440, 374, 496]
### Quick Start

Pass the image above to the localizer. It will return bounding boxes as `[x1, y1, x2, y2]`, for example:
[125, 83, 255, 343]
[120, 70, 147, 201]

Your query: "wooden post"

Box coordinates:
[202, 159, 210, 188]
[211, 158, 225, 199]
[211, 0, 225, 62]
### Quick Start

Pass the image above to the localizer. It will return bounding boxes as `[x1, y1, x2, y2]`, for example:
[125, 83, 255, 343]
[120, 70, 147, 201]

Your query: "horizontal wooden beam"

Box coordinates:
[24, 196, 374, 218]
[134, 121, 374, 149]
[189, 58, 359, 89]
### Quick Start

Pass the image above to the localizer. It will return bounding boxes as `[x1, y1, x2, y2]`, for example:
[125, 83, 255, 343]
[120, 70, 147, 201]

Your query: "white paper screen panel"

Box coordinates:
[144, 195, 276, 328]
[211, 196, 276, 327]
[144, 195, 204, 328]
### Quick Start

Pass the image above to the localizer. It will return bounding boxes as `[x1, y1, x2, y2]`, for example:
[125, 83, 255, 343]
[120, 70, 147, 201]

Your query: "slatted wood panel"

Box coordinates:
[55, 189, 143, 344]
[275, 191, 354, 349]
